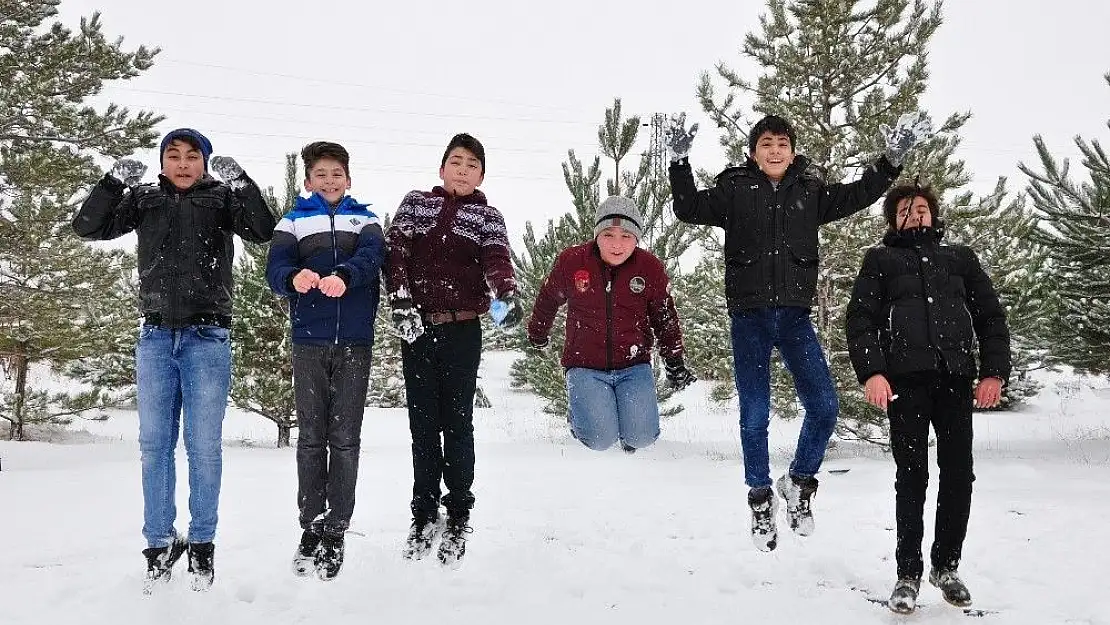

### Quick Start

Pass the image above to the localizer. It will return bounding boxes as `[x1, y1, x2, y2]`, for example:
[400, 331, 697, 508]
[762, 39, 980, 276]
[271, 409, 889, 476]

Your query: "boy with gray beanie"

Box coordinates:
[527, 195, 695, 454]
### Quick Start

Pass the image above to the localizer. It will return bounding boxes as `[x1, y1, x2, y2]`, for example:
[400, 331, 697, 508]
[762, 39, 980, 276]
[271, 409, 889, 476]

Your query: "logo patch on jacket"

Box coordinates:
[629, 276, 646, 294]
[574, 269, 591, 293]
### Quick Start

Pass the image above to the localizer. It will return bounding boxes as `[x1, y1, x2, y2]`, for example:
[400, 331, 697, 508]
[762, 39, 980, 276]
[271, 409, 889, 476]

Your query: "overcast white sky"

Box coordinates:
[59, 0, 1110, 247]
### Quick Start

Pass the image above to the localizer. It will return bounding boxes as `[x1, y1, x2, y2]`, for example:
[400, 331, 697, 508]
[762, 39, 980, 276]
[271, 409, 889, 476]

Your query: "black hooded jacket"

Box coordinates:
[73, 173, 276, 328]
[845, 225, 1011, 384]
[669, 154, 900, 311]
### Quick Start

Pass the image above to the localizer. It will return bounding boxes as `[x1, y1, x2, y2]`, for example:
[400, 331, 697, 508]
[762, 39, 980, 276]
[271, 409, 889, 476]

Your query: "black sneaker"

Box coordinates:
[186, 542, 215, 592]
[315, 534, 345, 581]
[888, 577, 921, 614]
[292, 529, 322, 577]
[141, 535, 187, 595]
[619, 441, 637, 455]
[929, 568, 972, 607]
[775, 473, 818, 536]
[748, 487, 779, 552]
[437, 515, 472, 569]
[402, 514, 443, 561]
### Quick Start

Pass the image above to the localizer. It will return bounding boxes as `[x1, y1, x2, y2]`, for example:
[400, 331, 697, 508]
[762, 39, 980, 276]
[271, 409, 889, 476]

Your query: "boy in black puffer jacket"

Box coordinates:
[845, 183, 1010, 615]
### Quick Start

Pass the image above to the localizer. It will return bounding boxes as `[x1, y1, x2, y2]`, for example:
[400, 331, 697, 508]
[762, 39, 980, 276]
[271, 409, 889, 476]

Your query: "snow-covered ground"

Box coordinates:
[1, 352, 1107, 624]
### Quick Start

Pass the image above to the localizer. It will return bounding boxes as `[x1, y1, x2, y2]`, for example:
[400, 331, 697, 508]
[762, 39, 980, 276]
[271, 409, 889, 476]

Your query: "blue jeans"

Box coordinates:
[566, 363, 660, 451]
[730, 307, 838, 488]
[136, 325, 232, 547]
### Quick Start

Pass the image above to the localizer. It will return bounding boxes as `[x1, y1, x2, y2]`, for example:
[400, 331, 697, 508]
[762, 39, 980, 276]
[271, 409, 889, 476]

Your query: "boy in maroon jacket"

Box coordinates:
[527, 196, 696, 453]
[386, 133, 521, 568]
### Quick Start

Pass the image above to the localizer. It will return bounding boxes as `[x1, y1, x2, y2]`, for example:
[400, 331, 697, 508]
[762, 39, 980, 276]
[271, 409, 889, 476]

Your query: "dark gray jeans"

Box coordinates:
[292, 343, 372, 537]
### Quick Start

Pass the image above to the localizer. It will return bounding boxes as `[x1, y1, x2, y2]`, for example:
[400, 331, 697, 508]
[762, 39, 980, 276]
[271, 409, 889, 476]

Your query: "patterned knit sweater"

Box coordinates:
[386, 186, 516, 314]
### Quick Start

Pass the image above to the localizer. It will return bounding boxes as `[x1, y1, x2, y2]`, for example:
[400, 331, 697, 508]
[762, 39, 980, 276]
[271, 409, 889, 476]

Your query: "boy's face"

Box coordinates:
[596, 226, 637, 266]
[161, 139, 205, 190]
[303, 157, 351, 205]
[439, 147, 484, 197]
[752, 132, 795, 183]
[895, 196, 933, 230]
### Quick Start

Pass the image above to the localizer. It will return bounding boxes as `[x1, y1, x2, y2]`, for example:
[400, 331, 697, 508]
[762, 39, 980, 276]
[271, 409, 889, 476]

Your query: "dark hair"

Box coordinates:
[883, 182, 940, 230]
[748, 115, 797, 154]
[441, 133, 485, 173]
[301, 141, 351, 177]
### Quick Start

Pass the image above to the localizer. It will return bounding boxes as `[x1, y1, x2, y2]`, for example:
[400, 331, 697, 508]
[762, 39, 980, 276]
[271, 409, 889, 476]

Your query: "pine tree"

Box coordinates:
[693, 0, 976, 442]
[0, 2, 160, 440]
[510, 99, 703, 417]
[230, 154, 296, 447]
[1019, 74, 1110, 375]
[367, 213, 406, 408]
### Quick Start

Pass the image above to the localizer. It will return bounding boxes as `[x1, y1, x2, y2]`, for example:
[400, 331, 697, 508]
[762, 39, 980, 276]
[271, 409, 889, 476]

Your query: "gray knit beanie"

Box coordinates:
[593, 196, 644, 241]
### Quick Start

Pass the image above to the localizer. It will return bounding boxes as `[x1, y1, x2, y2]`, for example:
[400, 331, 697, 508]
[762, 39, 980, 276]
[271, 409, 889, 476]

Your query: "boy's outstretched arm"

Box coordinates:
[816, 155, 901, 225]
[845, 248, 889, 384]
[526, 251, 570, 348]
[964, 248, 1011, 382]
[72, 167, 143, 241]
[665, 114, 730, 227]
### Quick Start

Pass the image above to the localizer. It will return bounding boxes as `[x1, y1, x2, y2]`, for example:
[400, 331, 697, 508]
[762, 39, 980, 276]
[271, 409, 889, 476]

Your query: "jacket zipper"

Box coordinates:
[171, 191, 182, 327]
[605, 265, 615, 371]
[329, 205, 340, 345]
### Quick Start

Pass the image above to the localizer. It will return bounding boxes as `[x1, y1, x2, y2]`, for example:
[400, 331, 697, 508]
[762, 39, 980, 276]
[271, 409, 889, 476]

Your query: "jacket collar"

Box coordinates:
[432, 186, 487, 205]
[882, 223, 946, 248]
[157, 173, 220, 194]
[715, 153, 813, 188]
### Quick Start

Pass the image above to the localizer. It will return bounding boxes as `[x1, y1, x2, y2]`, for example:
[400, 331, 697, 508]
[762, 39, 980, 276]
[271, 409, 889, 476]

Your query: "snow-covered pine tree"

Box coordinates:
[230, 154, 296, 447]
[1019, 75, 1110, 375]
[510, 99, 703, 417]
[367, 212, 406, 408]
[0, 2, 160, 440]
[694, 0, 974, 442]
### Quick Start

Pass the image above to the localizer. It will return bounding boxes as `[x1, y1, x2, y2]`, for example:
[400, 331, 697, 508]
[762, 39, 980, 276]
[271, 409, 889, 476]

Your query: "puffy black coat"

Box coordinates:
[845, 226, 1011, 384]
[73, 173, 276, 328]
[669, 154, 900, 311]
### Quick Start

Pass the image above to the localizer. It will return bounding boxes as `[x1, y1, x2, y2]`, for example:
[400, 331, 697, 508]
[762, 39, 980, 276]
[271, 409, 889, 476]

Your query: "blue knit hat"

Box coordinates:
[160, 128, 213, 170]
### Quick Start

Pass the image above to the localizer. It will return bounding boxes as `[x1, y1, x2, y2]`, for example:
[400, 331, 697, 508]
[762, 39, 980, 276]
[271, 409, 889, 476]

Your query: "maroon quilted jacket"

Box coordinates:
[386, 186, 517, 313]
[528, 242, 684, 371]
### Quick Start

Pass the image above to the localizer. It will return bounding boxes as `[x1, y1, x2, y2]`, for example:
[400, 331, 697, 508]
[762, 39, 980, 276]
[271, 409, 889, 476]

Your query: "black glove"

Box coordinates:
[390, 297, 424, 344]
[493, 292, 524, 330]
[664, 357, 696, 391]
[528, 334, 549, 351]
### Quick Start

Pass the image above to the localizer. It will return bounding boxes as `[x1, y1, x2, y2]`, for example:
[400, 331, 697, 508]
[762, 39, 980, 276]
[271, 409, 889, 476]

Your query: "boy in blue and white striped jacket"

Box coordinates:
[266, 141, 385, 581]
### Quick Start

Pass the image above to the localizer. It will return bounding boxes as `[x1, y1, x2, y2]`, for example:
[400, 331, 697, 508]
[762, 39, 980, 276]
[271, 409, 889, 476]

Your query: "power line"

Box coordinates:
[105, 86, 598, 126]
[158, 57, 598, 116]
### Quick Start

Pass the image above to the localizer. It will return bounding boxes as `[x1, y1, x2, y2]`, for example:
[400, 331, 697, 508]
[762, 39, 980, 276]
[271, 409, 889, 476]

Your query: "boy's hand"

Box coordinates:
[490, 292, 523, 329]
[974, 377, 1003, 409]
[664, 357, 696, 391]
[863, 373, 895, 410]
[664, 113, 699, 162]
[880, 111, 934, 166]
[527, 334, 550, 352]
[292, 269, 320, 294]
[390, 298, 425, 344]
[210, 156, 249, 190]
[318, 275, 346, 298]
[109, 158, 147, 186]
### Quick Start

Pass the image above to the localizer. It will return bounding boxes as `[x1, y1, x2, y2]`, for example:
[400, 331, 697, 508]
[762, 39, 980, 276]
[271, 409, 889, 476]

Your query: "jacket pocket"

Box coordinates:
[785, 245, 819, 300]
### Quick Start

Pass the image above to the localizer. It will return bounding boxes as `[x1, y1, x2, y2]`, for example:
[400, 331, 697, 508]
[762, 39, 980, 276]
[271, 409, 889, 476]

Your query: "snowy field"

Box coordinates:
[1, 351, 1107, 625]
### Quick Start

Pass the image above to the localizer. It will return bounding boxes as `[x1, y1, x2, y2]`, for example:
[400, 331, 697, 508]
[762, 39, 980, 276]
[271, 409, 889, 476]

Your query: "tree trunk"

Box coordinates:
[277, 422, 292, 448]
[12, 346, 28, 442]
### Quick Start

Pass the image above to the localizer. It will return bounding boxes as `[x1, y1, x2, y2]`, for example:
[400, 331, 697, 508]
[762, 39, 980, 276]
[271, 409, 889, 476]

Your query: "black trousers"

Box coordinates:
[292, 343, 372, 537]
[400, 319, 482, 520]
[888, 372, 975, 579]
